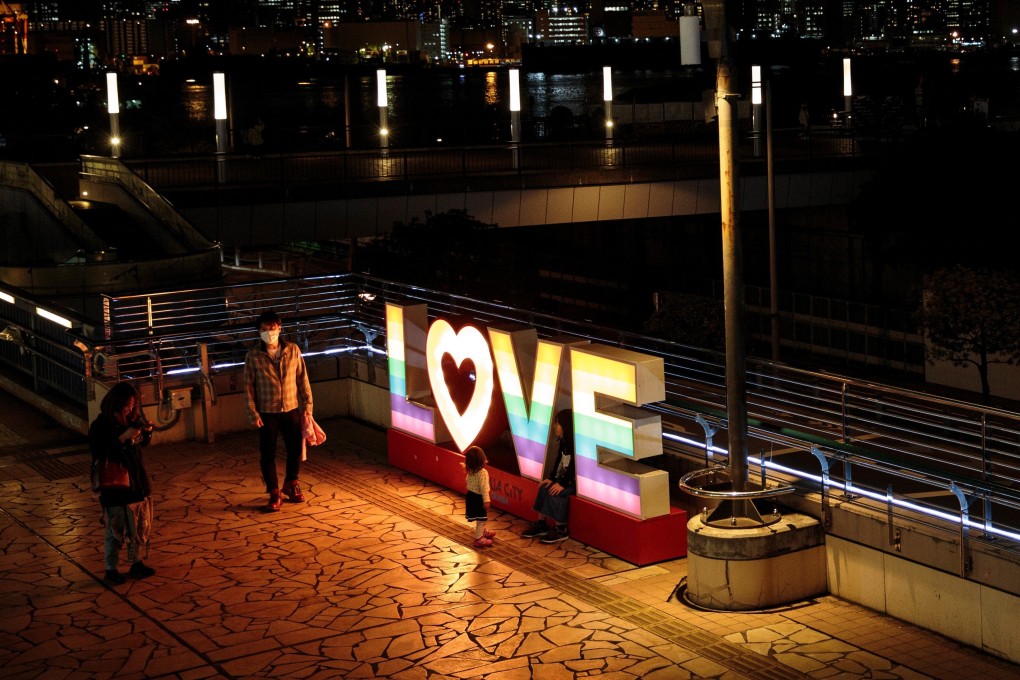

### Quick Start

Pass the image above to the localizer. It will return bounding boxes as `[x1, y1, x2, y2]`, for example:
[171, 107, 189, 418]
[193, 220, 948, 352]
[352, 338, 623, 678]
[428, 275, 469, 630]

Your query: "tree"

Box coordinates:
[642, 292, 726, 352]
[919, 266, 1020, 404]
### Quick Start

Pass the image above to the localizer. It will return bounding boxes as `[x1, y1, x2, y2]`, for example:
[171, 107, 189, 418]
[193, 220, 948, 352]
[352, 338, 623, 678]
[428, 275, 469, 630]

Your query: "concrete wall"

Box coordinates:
[180, 169, 877, 244]
[827, 535, 1020, 663]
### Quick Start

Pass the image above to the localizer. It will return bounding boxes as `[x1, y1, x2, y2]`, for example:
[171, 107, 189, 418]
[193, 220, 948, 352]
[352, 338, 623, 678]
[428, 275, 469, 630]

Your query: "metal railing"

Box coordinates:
[123, 130, 861, 197]
[3, 272, 1019, 566]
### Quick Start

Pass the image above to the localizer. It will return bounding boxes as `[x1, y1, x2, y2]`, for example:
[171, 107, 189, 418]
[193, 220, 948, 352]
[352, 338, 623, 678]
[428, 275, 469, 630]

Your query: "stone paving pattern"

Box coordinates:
[2, 414, 1019, 680]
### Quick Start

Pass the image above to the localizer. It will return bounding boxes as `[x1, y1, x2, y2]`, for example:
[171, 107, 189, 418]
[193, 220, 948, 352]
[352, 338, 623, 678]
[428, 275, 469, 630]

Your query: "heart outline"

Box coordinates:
[425, 319, 494, 451]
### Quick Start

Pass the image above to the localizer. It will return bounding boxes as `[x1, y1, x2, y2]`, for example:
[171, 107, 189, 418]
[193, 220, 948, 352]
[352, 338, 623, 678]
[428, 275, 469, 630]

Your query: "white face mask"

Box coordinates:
[260, 329, 280, 345]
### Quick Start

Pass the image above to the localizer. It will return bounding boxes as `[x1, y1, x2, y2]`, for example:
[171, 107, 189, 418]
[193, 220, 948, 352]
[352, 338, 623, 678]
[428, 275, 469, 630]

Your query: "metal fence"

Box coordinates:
[124, 130, 860, 196]
[2, 272, 1019, 569]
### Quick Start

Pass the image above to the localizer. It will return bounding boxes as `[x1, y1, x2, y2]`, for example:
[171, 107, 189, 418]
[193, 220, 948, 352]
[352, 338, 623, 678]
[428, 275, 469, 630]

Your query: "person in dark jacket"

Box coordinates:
[521, 408, 576, 544]
[89, 381, 155, 585]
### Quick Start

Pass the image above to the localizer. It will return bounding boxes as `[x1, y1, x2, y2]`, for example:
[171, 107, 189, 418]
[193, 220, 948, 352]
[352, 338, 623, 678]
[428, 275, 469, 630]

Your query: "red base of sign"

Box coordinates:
[388, 429, 687, 565]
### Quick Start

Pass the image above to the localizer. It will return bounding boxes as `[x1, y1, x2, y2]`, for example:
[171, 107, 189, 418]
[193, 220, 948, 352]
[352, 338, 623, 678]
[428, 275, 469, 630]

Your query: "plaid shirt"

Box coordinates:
[244, 339, 313, 423]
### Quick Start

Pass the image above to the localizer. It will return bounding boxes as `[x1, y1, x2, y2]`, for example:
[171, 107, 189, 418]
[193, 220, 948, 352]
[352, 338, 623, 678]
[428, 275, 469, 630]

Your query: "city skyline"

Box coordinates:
[7, 0, 1020, 64]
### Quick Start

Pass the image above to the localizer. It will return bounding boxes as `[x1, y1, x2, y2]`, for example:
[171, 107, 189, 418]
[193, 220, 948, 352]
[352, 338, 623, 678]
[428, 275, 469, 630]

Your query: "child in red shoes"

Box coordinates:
[464, 446, 496, 547]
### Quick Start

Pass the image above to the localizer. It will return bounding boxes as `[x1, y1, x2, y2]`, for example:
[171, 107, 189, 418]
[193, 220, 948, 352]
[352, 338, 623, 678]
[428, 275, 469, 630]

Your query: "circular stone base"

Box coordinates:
[686, 512, 827, 611]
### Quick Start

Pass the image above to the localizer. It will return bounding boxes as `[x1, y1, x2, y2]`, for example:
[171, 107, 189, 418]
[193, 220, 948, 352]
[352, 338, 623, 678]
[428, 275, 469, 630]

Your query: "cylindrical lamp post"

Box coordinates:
[377, 69, 389, 155]
[213, 71, 229, 183]
[509, 68, 521, 169]
[751, 64, 762, 157]
[603, 65, 613, 146]
[106, 72, 121, 158]
[679, 5, 701, 66]
[842, 57, 853, 128]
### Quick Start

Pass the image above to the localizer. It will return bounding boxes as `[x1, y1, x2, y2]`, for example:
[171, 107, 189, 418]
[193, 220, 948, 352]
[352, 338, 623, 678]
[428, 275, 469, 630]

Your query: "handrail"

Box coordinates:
[6, 271, 1017, 555]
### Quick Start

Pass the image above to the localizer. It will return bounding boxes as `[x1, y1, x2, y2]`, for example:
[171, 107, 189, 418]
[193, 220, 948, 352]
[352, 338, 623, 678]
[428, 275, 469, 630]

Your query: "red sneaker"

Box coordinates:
[473, 536, 493, 548]
[483, 530, 496, 539]
[267, 489, 283, 511]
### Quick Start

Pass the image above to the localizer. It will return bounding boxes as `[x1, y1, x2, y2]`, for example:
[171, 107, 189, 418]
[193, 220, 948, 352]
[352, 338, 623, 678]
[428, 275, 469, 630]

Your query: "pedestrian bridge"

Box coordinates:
[117, 131, 874, 246]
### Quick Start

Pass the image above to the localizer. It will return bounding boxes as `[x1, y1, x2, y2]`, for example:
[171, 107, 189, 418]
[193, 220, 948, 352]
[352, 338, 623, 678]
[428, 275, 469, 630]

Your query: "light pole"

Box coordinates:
[603, 65, 613, 146]
[843, 57, 853, 128]
[751, 64, 762, 157]
[509, 68, 521, 169]
[213, 71, 229, 183]
[377, 68, 389, 155]
[704, 0, 750, 501]
[106, 72, 120, 159]
[765, 77, 780, 361]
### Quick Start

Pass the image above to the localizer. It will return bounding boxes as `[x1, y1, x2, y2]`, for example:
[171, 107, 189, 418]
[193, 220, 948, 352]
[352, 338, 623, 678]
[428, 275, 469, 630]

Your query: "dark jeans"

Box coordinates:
[533, 484, 574, 525]
[258, 409, 303, 492]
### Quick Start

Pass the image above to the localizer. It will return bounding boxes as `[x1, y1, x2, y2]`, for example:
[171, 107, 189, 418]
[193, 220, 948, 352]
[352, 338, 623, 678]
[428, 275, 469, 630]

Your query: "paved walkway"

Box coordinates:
[1, 402, 1018, 679]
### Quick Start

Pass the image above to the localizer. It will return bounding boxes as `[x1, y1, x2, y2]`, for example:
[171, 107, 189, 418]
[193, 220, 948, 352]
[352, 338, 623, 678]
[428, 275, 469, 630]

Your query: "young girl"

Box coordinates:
[464, 446, 496, 548]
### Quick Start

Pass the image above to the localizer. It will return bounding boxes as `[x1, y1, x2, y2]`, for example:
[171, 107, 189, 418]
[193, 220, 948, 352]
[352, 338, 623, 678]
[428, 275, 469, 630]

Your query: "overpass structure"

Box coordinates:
[117, 131, 872, 246]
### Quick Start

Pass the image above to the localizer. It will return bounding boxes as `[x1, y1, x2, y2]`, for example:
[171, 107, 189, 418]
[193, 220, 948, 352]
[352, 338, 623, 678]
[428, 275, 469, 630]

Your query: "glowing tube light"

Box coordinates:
[679, 15, 701, 66]
[842, 58, 853, 97]
[0, 291, 13, 304]
[509, 69, 521, 112]
[751, 65, 762, 105]
[661, 431, 1020, 543]
[36, 308, 72, 328]
[213, 72, 227, 120]
[376, 69, 387, 107]
[106, 72, 119, 114]
[602, 66, 612, 102]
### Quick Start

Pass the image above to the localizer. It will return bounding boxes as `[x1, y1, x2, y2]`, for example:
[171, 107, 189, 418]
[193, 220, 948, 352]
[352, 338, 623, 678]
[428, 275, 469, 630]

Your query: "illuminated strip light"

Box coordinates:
[0, 291, 13, 304]
[662, 432, 1020, 542]
[36, 308, 72, 328]
[213, 72, 228, 120]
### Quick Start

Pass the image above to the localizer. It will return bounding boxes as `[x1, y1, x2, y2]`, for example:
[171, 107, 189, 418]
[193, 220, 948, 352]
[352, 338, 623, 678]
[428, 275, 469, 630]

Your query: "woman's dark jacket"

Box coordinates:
[89, 415, 152, 508]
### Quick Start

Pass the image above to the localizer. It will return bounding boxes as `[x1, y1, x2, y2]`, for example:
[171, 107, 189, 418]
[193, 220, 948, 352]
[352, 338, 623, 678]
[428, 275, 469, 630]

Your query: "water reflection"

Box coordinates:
[167, 55, 1020, 149]
[484, 71, 498, 106]
[182, 83, 210, 122]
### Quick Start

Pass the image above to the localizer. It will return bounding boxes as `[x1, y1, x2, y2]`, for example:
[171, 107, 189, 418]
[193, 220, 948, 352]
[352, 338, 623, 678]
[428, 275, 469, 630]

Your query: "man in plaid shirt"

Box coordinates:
[244, 311, 314, 511]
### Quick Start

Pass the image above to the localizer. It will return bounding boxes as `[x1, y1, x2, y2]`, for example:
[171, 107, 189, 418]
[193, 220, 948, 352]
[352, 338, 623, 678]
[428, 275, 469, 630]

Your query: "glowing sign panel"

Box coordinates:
[386, 301, 670, 519]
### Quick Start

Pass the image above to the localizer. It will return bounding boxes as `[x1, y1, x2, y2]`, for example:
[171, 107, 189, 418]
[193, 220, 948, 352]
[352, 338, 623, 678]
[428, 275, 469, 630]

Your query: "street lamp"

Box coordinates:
[106, 72, 120, 158]
[679, 5, 701, 66]
[603, 66, 613, 146]
[595, 65, 612, 145]
[843, 57, 853, 128]
[702, 0, 750, 504]
[751, 64, 762, 157]
[509, 68, 521, 168]
[377, 68, 389, 154]
[213, 71, 229, 183]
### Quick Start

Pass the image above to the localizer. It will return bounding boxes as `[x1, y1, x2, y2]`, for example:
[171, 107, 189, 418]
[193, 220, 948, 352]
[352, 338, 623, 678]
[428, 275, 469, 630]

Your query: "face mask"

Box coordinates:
[260, 329, 280, 345]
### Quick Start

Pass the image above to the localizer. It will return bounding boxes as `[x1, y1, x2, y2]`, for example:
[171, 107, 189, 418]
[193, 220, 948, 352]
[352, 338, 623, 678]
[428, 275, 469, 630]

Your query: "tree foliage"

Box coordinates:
[355, 209, 522, 301]
[642, 292, 726, 352]
[919, 266, 1020, 403]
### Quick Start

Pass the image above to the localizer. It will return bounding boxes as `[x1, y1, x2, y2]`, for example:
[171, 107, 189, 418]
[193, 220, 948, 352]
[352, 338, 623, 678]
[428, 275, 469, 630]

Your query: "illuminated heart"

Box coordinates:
[426, 320, 494, 452]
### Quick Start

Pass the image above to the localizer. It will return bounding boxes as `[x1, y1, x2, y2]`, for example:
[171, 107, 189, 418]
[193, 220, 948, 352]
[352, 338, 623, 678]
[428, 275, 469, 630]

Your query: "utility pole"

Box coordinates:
[703, 0, 749, 498]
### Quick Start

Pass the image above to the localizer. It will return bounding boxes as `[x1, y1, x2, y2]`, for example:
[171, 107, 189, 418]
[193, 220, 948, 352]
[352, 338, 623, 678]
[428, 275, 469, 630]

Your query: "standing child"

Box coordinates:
[464, 446, 496, 548]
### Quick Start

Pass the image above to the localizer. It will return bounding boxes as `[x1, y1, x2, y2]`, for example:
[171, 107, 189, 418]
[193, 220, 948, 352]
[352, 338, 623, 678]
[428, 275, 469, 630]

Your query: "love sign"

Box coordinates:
[386, 302, 670, 519]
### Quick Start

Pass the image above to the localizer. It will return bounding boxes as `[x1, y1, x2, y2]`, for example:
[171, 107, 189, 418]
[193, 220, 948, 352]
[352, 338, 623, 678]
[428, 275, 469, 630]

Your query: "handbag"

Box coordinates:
[91, 458, 131, 492]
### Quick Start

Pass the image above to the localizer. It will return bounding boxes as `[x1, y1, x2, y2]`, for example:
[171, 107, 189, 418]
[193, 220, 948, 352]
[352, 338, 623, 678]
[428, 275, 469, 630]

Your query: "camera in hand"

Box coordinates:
[132, 419, 154, 434]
